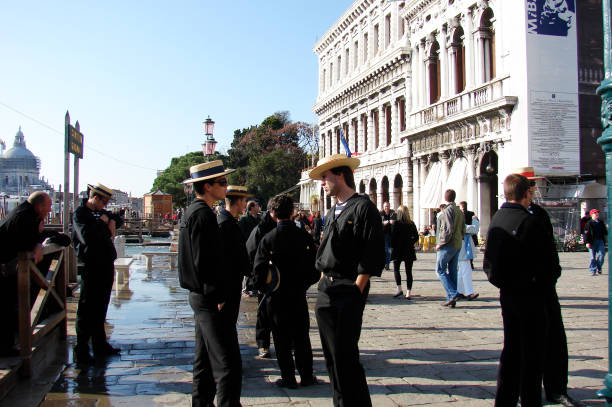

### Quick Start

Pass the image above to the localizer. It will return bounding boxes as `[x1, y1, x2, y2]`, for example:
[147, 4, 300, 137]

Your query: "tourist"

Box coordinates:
[380, 201, 396, 270]
[0, 191, 52, 356]
[389, 205, 419, 299]
[584, 208, 607, 275]
[72, 184, 124, 363]
[253, 194, 319, 388]
[238, 200, 260, 240]
[435, 189, 464, 308]
[178, 161, 242, 407]
[311, 210, 322, 243]
[309, 153, 385, 407]
[456, 215, 479, 301]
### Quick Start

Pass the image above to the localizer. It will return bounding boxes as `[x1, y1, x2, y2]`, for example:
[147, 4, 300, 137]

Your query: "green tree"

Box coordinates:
[151, 151, 228, 208]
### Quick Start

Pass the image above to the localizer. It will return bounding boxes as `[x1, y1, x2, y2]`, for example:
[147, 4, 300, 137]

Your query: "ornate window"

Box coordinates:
[428, 40, 441, 104]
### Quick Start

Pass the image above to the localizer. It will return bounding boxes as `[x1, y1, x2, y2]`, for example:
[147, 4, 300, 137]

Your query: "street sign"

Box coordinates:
[68, 125, 84, 158]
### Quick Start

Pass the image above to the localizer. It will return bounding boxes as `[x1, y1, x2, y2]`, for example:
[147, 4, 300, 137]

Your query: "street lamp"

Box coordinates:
[202, 116, 217, 159]
[597, 2, 612, 404]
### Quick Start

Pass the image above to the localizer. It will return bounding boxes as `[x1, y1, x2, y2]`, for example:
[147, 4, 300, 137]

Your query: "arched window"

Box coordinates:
[369, 178, 378, 206]
[381, 176, 390, 205]
[428, 40, 441, 104]
[394, 174, 403, 207]
[480, 8, 495, 82]
[451, 26, 466, 94]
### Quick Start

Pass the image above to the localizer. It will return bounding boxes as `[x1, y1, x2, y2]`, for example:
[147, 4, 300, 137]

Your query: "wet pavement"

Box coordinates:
[1, 247, 609, 406]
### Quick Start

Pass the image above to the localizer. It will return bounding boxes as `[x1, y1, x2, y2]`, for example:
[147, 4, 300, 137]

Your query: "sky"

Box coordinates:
[0, 1, 354, 197]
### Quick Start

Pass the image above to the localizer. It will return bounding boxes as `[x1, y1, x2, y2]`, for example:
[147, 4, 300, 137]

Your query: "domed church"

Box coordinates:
[0, 127, 52, 195]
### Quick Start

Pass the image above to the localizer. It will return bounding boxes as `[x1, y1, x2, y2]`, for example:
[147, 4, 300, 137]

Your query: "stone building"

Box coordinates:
[300, 0, 604, 238]
[143, 190, 172, 219]
[0, 127, 52, 196]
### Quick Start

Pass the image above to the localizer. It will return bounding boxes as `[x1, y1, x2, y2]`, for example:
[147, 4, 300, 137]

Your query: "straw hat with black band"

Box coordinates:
[183, 160, 236, 184]
[309, 153, 360, 180]
[511, 166, 546, 180]
[226, 185, 253, 197]
[87, 183, 113, 199]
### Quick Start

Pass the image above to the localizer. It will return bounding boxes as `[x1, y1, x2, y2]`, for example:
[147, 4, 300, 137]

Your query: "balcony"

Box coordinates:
[408, 76, 517, 132]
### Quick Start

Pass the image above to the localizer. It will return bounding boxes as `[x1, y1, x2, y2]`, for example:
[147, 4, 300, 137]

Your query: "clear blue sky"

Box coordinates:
[0, 1, 353, 197]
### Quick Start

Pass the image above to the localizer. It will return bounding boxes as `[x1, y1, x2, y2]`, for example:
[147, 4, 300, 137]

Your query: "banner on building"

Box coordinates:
[526, 0, 579, 176]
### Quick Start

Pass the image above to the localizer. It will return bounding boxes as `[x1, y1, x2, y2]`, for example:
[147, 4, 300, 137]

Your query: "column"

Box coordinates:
[412, 157, 420, 229]
[464, 10, 474, 89]
[419, 41, 426, 107]
[379, 105, 386, 148]
[495, 142, 504, 205]
[449, 46, 457, 95]
[368, 110, 375, 151]
[474, 31, 483, 85]
[419, 158, 428, 227]
[358, 113, 365, 154]
[440, 152, 450, 185]
[412, 44, 420, 109]
[391, 100, 399, 145]
[465, 146, 477, 212]
[439, 27, 448, 99]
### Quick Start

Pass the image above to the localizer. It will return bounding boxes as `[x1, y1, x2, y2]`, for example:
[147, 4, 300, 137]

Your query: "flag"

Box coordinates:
[339, 127, 351, 158]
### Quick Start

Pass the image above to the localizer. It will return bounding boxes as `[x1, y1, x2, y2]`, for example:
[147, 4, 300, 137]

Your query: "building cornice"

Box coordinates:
[313, 47, 410, 115]
[313, 0, 377, 55]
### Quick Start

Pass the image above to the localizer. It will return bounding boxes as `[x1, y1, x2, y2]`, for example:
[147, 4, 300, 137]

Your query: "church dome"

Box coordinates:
[2, 127, 37, 160]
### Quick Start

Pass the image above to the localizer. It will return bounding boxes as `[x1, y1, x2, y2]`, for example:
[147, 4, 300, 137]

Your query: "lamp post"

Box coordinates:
[202, 116, 217, 160]
[598, 1, 612, 404]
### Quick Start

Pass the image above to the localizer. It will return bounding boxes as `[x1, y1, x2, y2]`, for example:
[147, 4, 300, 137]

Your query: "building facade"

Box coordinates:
[300, 0, 603, 238]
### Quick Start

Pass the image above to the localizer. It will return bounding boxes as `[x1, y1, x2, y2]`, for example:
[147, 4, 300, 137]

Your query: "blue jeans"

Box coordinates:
[589, 239, 606, 274]
[384, 234, 391, 266]
[436, 246, 460, 300]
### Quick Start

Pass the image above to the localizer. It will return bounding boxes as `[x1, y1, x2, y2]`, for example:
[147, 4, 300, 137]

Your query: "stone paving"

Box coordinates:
[2, 249, 609, 406]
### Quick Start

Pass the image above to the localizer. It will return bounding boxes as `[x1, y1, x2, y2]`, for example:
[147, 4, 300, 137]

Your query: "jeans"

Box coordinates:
[435, 246, 460, 300]
[589, 239, 606, 274]
[384, 234, 391, 266]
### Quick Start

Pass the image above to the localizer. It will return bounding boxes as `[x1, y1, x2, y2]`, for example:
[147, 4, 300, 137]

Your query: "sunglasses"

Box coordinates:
[213, 179, 228, 186]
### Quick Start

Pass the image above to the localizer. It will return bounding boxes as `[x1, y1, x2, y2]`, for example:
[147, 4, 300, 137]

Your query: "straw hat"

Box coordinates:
[226, 185, 253, 197]
[511, 166, 545, 180]
[183, 160, 236, 184]
[309, 153, 360, 180]
[87, 183, 113, 198]
[265, 261, 281, 293]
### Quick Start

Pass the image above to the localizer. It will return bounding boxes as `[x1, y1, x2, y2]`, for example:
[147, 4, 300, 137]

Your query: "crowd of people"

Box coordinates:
[0, 156, 593, 407]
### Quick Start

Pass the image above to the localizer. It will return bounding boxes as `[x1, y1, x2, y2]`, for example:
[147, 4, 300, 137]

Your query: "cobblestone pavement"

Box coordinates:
[3, 250, 608, 406]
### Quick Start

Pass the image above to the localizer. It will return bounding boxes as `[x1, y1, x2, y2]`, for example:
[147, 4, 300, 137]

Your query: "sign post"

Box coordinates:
[63, 111, 84, 284]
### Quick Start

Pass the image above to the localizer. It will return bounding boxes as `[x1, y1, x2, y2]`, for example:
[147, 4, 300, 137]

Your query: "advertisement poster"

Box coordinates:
[526, 0, 579, 176]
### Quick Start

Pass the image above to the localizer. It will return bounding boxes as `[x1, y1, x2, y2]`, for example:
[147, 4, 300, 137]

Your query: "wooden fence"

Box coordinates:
[16, 244, 67, 377]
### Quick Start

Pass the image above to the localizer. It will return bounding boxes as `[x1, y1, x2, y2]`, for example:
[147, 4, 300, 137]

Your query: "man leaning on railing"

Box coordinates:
[0, 191, 52, 357]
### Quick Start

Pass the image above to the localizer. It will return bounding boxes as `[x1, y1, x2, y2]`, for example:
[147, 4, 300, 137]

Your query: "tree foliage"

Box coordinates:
[151, 111, 316, 208]
[151, 151, 228, 208]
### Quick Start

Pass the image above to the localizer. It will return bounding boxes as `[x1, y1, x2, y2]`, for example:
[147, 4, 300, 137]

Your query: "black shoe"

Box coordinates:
[442, 298, 457, 308]
[384, 264, 390, 270]
[275, 378, 298, 389]
[455, 294, 466, 300]
[467, 293, 480, 301]
[547, 394, 578, 406]
[93, 343, 121, 356]
[393, 291, 403, 298]
[300, 376, 319, 386]
[74, 346, 95, 364]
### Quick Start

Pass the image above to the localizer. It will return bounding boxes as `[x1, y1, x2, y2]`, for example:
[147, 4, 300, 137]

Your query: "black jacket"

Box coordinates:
[584, 219, 608, 244]
[72, 199, 123, 264]
[238, 213, 260, 240]
[484, 203, 557, 291]
[178, 199, 226, 305]
[218, 209, 250, 291]
[0, 201, 42, 264]
[529, 202, 561, 281]
[316, 194, 385, 280]
[245, 211, 277, 266]
[390, 221, 419, 262]
[253, 220, 318, 296]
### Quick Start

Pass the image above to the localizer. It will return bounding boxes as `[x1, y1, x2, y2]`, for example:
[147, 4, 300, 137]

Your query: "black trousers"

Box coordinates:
[189, 292, 242, 407]
[543, 289, 568, 399]
[495, 291, 548, 407]
[392, 259, 414, 290]
[316, 277, 371, 407]
[266, 293, 313, 383]
[76, 262, 114, 350]
[256, 293, 272, 349]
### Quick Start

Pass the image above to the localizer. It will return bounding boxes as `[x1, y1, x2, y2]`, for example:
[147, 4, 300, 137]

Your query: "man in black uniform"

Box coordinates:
[516, 167, 574, 406]
[309, 153, 385, 407]
[484, 174, 559, 407]
[253, 194, 319, 388]
[178, 161, 242, 407]
[245, 200, 276, 358]
[73, 184, 124, 363]
[0, 191, 52, 355]
[217, 185, 251, 326]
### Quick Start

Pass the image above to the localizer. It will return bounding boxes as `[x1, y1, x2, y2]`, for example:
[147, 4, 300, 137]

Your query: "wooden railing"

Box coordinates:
[16, 244, 67, 377]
